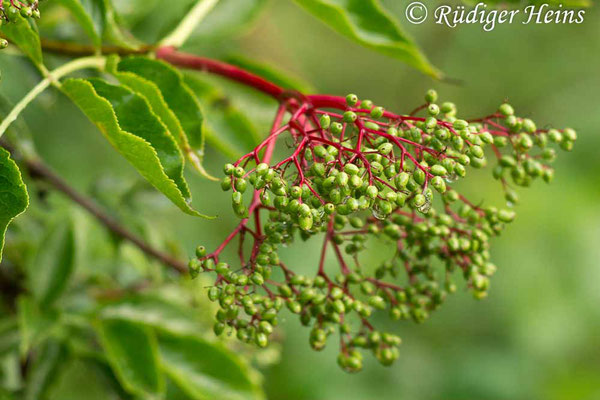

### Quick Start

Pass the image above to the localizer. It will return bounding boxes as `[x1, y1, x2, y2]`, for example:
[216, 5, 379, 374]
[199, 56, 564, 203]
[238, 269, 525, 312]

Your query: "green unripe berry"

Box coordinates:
[343, 111, 357, 123]
[346, 94, 358, 106]
[370, 107, 384, 119]
[320, 114, 331, 129]
[425, 89, 438, 103]
[498, 103, 514, 116]
[430, 165, 447, 176]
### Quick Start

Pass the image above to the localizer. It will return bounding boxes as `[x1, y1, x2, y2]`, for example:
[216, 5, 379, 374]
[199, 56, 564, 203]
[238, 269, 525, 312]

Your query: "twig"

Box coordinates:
[2, 142, 187, 274]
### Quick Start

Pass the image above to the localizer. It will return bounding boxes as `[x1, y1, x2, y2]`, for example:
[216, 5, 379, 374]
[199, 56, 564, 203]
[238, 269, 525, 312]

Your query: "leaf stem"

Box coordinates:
[0, 56, 106, 139]
[159, 0, 220, 48]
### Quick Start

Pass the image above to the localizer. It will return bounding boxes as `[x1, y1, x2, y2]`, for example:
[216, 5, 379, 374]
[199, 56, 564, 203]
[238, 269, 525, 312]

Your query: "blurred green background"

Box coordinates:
[2, 1, 600, 399]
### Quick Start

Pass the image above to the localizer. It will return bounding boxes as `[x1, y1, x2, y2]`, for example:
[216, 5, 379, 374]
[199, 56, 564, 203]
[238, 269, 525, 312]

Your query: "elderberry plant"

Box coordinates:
[191, 90, 576, 372]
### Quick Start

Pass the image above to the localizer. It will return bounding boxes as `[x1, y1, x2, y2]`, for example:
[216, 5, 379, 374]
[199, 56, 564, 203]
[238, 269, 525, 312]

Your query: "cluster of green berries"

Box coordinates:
[190, 89, 575, 372]
[0, 1, 41, 49]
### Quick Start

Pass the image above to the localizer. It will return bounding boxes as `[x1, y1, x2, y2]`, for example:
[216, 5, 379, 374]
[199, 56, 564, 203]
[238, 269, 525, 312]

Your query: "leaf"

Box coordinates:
[0, 13, 43, 66]
[102, 0, 141, 49]
[114, 57, 205, 152]
[99, 295, 205, 337]
[190, 0, 269, 39]
[184, 75, 260, 160]
[107, 56, 210, 176]
[95, 318, 164, 397]
[28, 219, 76, 306]
[225, 54, 315, 94]
[0, 319, 19, 358]
[293, 0, 441, 78]
[0, 147, 29, 263]
[158, 332, 264, 400]
[17, 297, 59, 356]
[23, 340, 67, 400]
[45, 358, 125, 400]
[56, 0, 105, 47]
[61, 78, 211, 218]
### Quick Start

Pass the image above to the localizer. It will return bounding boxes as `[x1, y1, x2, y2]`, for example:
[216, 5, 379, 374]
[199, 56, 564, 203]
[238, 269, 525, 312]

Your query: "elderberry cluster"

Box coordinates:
[190, 90, 575, 372]
[0, 1, 41, 49]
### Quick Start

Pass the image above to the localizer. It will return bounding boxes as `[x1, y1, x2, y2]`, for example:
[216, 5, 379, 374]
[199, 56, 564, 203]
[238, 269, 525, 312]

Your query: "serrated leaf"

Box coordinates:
[158, 332, 264, 400]
[114, 57, 205, 152]
[107, 56, 210, 176]
[56, 0, 105, 47]
[0, 13, 43, 66]
[99, 295, 205, 336]
[184, 75, 260, 159]
[23, 340, 67, 400]
[293, 0, 440, 78]
[96, 318, 164, 397]
[190, 0, 269, 39]
[28, 219, 76, 306]
[0, 147, 29, 263]
[61, 78, 211, 218]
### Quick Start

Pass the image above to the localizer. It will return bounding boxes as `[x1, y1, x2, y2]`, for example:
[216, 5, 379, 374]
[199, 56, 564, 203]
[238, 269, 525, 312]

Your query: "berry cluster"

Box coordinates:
[189, 90, 575, 372]
[0, 0, 41, 49]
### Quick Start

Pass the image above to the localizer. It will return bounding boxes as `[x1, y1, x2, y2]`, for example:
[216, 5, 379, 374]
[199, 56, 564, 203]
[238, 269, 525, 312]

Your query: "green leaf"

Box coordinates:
[95, 318, 164, 397]
[28, 219, 76, 306]
[99, 295, 205, 337]
[115, 57, 205, 152]
[184, 75, 260, 160]
[0, 13, 43, 66]
[0, 147, 29, 263]
[56, 0, 105, 47]
[102, 0, 141, 49]
[0, 319, 19, 358]
[190, 0, 269, 39]
[23, 340, 67, 400]
[225, 54, 315, 94]
[17, 297, 59, 356]
[45, 358, 126, 400]
[61, 78, 211, 218]
[108, 56, 211, 177]
[293, 0, 441, 78]
[158, 332, 264, 400]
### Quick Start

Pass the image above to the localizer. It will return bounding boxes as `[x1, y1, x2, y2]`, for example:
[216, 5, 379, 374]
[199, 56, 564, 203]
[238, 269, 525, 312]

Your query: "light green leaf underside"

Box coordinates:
[28, 219, 76, 306]
[96, 318, 164, 397]
[184, 75, 261, 160]
[61, 78, 212, 218]
[0, 147, 29, 263]
[293, 0, 441, 79]
[0, 13, 43, 66]
[159, 332, 264, 400]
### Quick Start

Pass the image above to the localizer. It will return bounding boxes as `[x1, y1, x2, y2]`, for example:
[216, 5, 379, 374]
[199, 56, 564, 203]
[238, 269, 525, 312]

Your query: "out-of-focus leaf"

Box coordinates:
[46, 358, 126, 400]
[0, 319, 19, 357]
[56, 0, 105, 47]
[184, 75, 260, 159]
[0, 13, 43, 66]
[0, 148, 29, 263]
[62, 78, 212, 218]
[96, 318, 164, 397]
[17, 297, 59, 356]
[293, 0, 441, 78]
[28, 219, 75, 306]
[159, 332, 264, 400]
[190, 0, 269, 39]
[225, 54, 315, 94]
[108, 56, 211, 176]
[23, 340, 67, 400]
[99, 294, 205, 337]
[102, 0, 140, 49]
